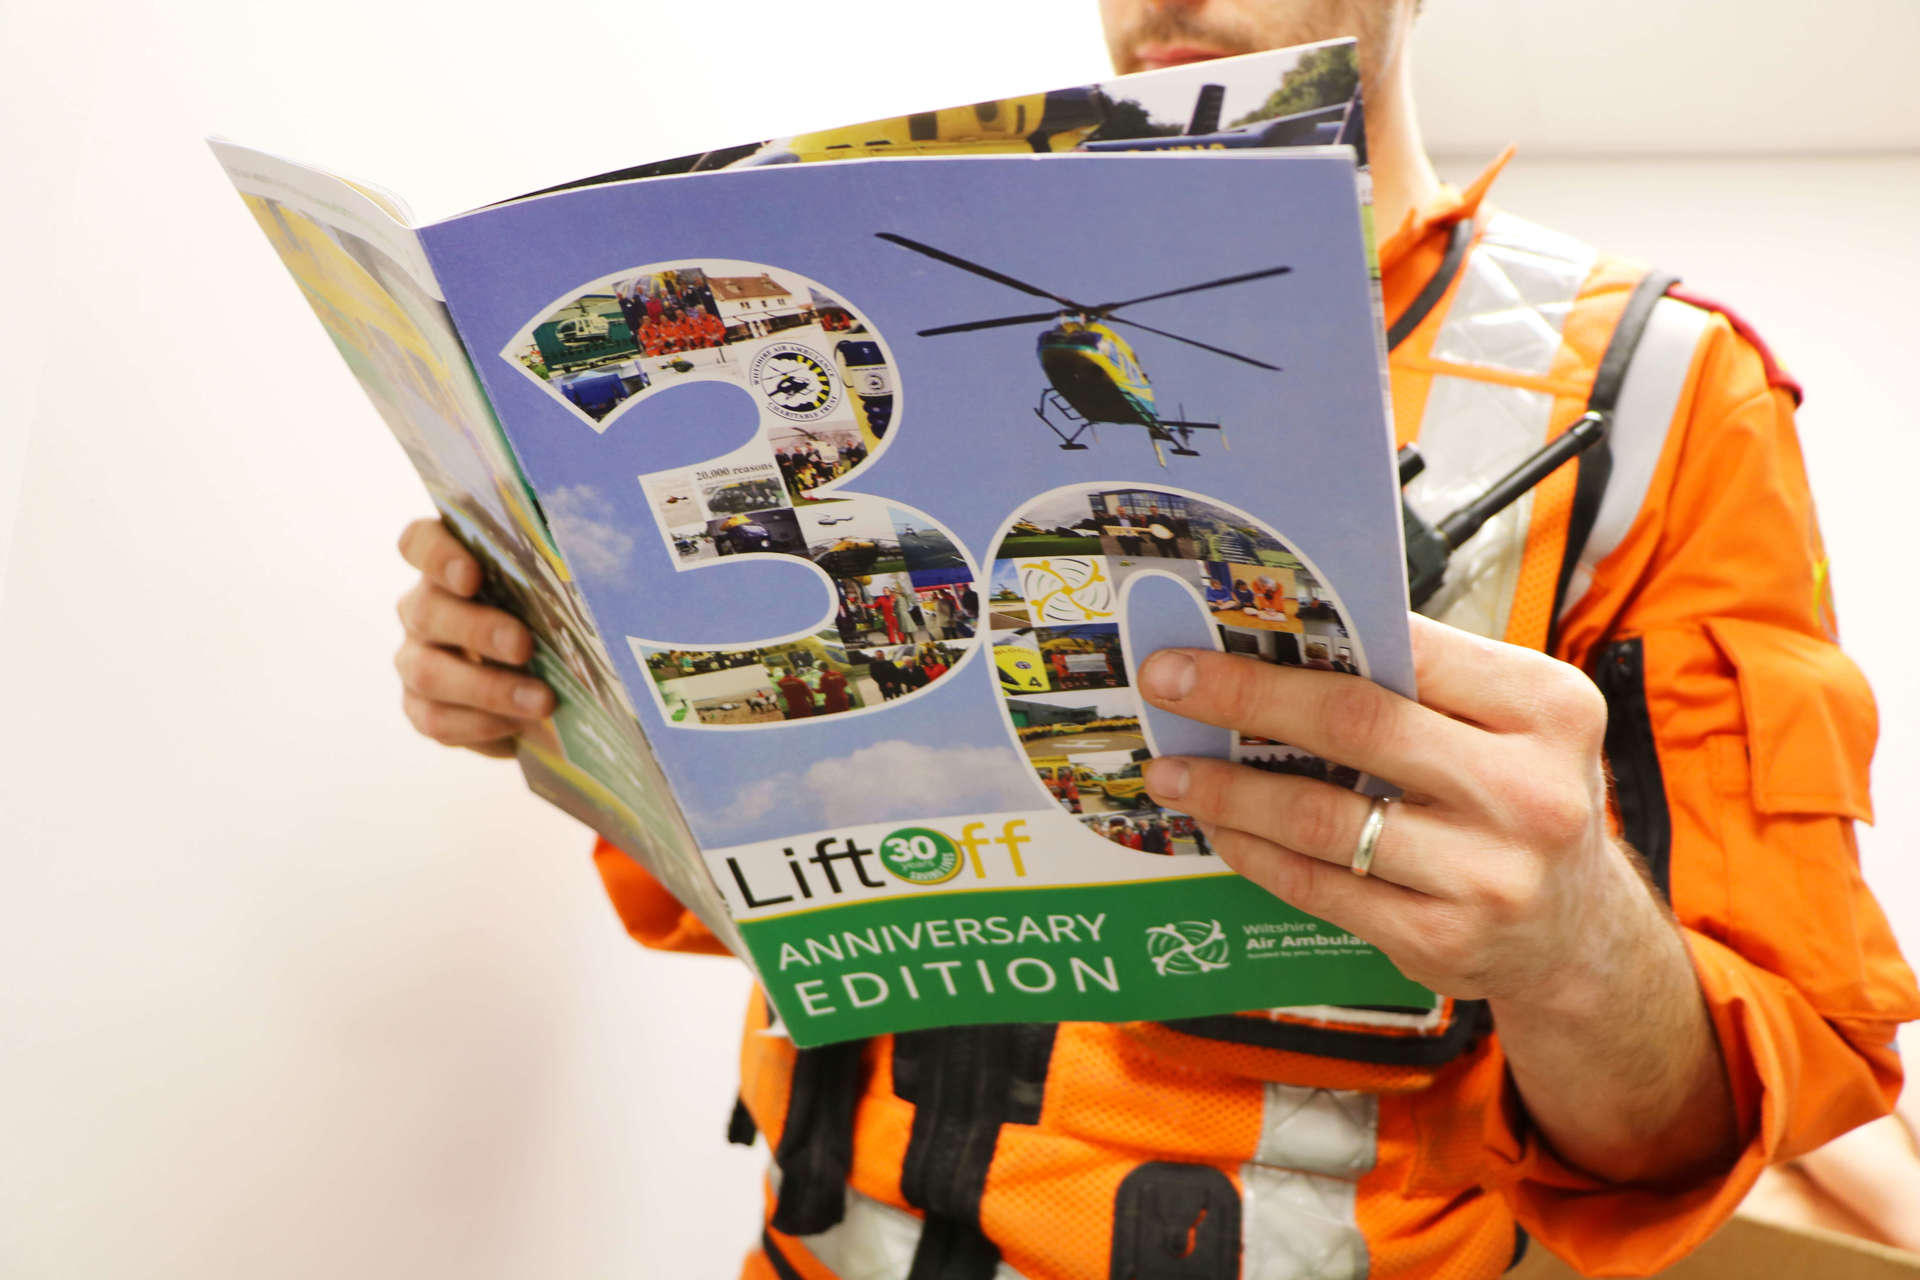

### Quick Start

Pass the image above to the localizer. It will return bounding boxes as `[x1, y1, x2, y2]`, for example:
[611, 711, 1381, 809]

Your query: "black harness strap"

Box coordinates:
[761, 1229, 807, 1280]
[728, 1096, 759, 1147]
[1548, 269, 1683, 647]
[893, 1024, 1059, 1280]
[769, 1039, 867, 1236]
[1387, 219, 1473, 352]
[1109, 1163, 1242, 1280]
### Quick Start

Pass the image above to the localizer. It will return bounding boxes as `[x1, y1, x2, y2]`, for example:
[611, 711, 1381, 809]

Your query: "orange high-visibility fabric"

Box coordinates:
[584, 158, 1920, 1278]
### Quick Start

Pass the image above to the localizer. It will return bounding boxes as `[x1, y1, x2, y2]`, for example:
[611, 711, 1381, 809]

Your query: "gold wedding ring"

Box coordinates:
[1350, 796, 1393, 877]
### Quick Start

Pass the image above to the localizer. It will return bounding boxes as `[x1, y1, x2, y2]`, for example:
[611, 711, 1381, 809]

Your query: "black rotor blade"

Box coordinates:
[918, 309, 1066, 337]
[1097, 265, 1292, 314]
[1109, 316, 1281, 371]
[877, 233, 1086, 310]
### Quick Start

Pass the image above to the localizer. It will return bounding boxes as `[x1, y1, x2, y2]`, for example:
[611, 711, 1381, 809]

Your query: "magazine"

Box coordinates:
[213, 40, 1430, 1047]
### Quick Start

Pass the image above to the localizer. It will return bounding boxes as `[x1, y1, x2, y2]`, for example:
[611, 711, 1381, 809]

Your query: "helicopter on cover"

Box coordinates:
[877, 232, 1289, 466]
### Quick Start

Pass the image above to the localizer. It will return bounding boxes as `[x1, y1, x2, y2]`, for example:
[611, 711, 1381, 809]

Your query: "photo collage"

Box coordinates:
[991, 487, 1365, 854]
[520, 259, 977, 731]
[509, 262, 895, 452]
[631, 492, 979, 726]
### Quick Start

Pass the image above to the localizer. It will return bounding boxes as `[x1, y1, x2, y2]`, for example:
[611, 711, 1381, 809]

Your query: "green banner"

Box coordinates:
[742, 874, 1432, 1046]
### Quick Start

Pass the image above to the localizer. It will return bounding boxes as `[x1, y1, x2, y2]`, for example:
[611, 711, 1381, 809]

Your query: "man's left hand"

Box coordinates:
[1138, 613, 1664, 1017]
[1140, 613, 1741, 1185]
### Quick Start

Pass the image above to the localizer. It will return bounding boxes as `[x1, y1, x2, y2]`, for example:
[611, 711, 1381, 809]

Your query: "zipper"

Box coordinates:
[1593, 637, 1673, 899]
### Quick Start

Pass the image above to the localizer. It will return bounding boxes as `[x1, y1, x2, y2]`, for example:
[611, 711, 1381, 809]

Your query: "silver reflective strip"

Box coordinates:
[1412, 214, 1597, 640]
[765, 1170, 1031, 1280]
[1428, 215, 1596, 378]
[1252, 1084, 1378, 1178]
[1241, 1165, 1369, 1280]
[1556, 297, 1710, 619]
[1238, 1084, 1375, 1279]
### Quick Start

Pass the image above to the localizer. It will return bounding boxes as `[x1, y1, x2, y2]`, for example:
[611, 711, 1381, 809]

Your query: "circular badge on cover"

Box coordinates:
[750, 342, 841, 421]
[877, 826, 963, 886]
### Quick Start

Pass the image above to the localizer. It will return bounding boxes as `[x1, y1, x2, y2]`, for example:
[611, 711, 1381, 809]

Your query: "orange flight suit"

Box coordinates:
[586, 157, 1919, 1279]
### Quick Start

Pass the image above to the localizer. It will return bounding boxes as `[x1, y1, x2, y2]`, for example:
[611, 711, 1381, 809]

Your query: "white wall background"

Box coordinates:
[2, 3, 1915, 1277]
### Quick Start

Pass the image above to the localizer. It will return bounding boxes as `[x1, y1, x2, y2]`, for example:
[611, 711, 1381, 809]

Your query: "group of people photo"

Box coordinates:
[1080, 809, 1211, 857]
[833, 572, 975, 650]
[612, 268, 726, 358]
[774, 426, 869, 502]
[848, 640, 964, 701]
[639, 634, 873, 726]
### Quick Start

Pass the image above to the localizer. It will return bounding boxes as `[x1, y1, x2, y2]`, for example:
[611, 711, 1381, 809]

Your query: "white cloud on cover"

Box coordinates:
[691, 739, 1037, 846]
[544, 484, 634, 579]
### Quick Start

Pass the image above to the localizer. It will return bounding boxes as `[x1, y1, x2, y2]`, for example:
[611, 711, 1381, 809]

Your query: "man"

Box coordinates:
[818, 664, 852, 714]
[388, 1, 1919, 1275]
[776, 669, 816, 719]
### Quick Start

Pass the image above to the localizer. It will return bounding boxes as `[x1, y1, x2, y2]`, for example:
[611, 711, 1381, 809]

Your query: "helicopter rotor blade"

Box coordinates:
[877, 233, 1086, 311]
[1096, 265, 1293, 314]
[1109, 316, 1281, 371]
[917, 310, 1067, 337]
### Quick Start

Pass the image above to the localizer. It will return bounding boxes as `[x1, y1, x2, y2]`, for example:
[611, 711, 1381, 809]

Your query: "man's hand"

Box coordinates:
[1137, 614, 1738, 1186]
[394, 518, 554, 758]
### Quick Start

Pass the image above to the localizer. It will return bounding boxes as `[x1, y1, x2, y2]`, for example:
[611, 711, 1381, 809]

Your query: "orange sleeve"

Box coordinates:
[591, 836, 734, 956]
[1489, 312, 1920, 1273]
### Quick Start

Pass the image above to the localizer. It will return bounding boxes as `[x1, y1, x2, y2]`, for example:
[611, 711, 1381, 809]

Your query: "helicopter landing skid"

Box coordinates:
[1034, 389, 1097, 452]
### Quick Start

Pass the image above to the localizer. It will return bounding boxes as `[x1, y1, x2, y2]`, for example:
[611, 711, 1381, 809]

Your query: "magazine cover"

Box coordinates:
[215, 39, 1433, 1045]
[420, 151, 1422, 1045]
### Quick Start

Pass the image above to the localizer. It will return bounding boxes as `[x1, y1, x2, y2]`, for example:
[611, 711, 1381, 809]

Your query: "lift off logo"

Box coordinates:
[750, 342, 841, 421]
[1145, 920, 1231, 975]
[877, 826, 964, 886]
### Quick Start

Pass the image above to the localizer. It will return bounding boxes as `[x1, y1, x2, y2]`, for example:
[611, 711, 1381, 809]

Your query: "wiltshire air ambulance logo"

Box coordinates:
[1146, 920, 1231, 975]
[750, 342, 841, 421]
[877, 826, 964, 886]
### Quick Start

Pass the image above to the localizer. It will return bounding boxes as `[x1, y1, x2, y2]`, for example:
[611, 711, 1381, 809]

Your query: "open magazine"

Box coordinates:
[214, 40, 1430, 1047]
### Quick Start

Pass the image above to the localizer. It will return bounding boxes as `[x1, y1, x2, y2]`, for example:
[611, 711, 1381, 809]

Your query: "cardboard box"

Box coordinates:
[1510, 1213, 1920, 1279]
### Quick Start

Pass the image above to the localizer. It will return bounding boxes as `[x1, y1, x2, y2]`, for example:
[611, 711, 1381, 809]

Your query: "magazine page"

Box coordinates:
[208, 142, 739, 953]
[505, 40, 1366, 197]
[420, 149, 1424, 1046]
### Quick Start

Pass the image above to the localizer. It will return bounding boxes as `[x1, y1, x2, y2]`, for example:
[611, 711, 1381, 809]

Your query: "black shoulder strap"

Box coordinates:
[893, 1024, 1059, 1280]
[1594, 269, 1685, 417]
[1387, 219, 1473, 351]
[1548, 269, 1683, 641]
[768, 1039, 867, 1236]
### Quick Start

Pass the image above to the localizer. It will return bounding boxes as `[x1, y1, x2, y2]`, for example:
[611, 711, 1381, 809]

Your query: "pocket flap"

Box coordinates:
[1703, 616, 1875, 821]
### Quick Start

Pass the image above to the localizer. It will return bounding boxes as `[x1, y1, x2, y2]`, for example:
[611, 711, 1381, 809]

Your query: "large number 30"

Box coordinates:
[508, 259, 1366, 852]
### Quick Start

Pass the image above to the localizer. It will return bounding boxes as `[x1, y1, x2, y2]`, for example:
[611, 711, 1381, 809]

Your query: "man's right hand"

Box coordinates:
[394, 518, 555, 758]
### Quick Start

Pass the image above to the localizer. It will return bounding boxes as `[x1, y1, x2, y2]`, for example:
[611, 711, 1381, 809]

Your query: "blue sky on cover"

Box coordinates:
[422, 154, 1407, 847]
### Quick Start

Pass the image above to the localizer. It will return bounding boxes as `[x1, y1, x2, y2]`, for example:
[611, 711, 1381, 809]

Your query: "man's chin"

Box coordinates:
[1129, 43, 1242, 71]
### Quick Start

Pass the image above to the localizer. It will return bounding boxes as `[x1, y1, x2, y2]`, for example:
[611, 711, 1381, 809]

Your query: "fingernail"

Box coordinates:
[494, 625, 521, 658]
[513, 683, 550, 713]
[1141, 652, 1196, 701]
[1144, 758, 1188, 800]
[448, 560, 478, 594]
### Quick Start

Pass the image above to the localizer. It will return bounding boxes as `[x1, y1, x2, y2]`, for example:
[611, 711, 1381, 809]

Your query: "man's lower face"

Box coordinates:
[1098, 0, 1401, 87]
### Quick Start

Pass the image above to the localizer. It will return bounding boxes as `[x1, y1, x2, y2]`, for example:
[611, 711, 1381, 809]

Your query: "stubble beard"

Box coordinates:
[1103, 0, 1397, 103]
